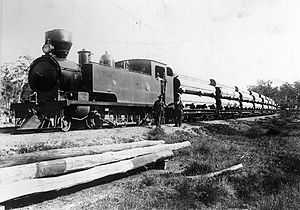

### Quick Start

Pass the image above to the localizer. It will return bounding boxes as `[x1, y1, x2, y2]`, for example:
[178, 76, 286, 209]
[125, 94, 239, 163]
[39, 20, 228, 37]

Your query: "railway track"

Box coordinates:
[0, 126, 60, 135]
[0, 112, 277, 135]
[0, 126, 16, 134]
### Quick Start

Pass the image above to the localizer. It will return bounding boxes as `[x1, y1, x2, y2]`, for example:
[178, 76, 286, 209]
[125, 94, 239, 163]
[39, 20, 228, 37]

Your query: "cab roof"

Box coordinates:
[116, 59, 167, 66]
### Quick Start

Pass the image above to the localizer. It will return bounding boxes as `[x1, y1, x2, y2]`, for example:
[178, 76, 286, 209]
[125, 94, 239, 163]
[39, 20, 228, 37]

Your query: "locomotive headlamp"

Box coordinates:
[42, 39, 54, 54]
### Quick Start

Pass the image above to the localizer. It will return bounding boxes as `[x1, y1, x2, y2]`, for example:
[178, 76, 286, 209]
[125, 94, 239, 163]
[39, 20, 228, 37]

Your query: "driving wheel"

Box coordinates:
[60, 116, 71, 132]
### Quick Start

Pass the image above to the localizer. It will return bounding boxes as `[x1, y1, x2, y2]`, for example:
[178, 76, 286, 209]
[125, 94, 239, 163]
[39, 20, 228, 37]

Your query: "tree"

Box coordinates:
[0, 56, 33, 110]
[248, 80, 278, 101]
[278, 83, 296, 104]
[294, 81, 300, 107]
[249, 80, 300, 108]
[293, 81, 300, 94]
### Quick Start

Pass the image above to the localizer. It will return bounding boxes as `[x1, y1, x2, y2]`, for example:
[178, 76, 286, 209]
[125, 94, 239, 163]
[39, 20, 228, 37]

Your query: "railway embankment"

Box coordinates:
[1, 113, 299, 209]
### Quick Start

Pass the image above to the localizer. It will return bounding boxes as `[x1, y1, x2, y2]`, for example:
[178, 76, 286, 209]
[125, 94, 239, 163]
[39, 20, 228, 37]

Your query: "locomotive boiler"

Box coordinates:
[29, 30, 82, 94]
[11, 29, 277, 132]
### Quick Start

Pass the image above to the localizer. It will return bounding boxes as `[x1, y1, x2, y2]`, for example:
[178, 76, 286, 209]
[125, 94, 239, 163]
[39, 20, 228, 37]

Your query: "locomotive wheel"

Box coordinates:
[16, 118, 26, 127]
[85, 117, 96, 129]
[85, 111, 103, 129]
[60, 117, 71, 132]
[94, 113, 103, 128]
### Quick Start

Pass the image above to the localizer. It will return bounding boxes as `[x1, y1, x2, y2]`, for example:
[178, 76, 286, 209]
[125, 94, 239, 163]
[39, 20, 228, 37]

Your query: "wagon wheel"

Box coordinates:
[60, 116, 71, 132]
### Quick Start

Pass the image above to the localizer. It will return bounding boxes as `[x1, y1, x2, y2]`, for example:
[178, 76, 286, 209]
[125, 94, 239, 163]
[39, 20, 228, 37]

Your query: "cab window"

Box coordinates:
[155, 66, 165, 79]
[115, 60, 151, 75]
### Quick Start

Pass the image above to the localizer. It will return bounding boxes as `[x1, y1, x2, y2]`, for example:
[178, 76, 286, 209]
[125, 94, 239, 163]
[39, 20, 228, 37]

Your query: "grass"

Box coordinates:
[92, 114, 300, 209]
[146, 127, 167, 140]
[254, 182, 300, 210]
[5, 113, 300, 209]
[89, 174, 234, 209]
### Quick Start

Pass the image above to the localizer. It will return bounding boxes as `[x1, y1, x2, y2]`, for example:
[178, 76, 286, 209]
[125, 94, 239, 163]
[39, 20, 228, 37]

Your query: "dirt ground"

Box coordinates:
[0, 124, 198, 157]
[2, 113, 299, 210]
[0, 114, 276, 150]
[0, 123, 198, 210]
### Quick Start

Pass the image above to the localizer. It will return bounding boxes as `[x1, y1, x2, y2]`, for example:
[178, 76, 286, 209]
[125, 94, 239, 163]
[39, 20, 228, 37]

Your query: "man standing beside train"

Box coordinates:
[153, 95, 165, 127]
[174, 94, 184, 127]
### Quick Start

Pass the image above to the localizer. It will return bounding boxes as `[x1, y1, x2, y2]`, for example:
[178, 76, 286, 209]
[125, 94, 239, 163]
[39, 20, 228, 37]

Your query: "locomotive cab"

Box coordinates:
[112, 59, 174, 105]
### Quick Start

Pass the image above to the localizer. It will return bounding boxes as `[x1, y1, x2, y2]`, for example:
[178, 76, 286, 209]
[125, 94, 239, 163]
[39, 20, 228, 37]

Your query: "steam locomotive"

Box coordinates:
[11, 29, 277, 131]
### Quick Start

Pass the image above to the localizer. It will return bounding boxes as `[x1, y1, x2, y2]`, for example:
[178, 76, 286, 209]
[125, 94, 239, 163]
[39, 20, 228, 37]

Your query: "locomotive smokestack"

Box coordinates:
[45, 29, 72, 58]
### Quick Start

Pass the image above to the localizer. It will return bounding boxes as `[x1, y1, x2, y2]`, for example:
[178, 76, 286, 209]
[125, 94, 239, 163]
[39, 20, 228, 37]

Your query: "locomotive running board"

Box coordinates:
[66, 100, 152, 107]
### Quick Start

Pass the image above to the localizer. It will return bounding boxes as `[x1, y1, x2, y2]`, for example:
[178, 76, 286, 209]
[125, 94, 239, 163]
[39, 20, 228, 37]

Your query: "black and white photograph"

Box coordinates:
[0, 0, 299, 209]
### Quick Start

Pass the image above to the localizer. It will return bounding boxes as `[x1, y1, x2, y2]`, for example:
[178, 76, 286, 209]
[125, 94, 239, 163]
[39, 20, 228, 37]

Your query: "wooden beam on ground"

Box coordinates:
[0, 150, 173, 203]
[0, 141, 191, 184]
[187, 163, 243, 179]
[0, 140, 165, 168]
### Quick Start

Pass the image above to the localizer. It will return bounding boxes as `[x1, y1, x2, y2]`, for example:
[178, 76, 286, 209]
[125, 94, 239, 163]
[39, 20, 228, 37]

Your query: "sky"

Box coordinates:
[0, 0, 299, 89]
